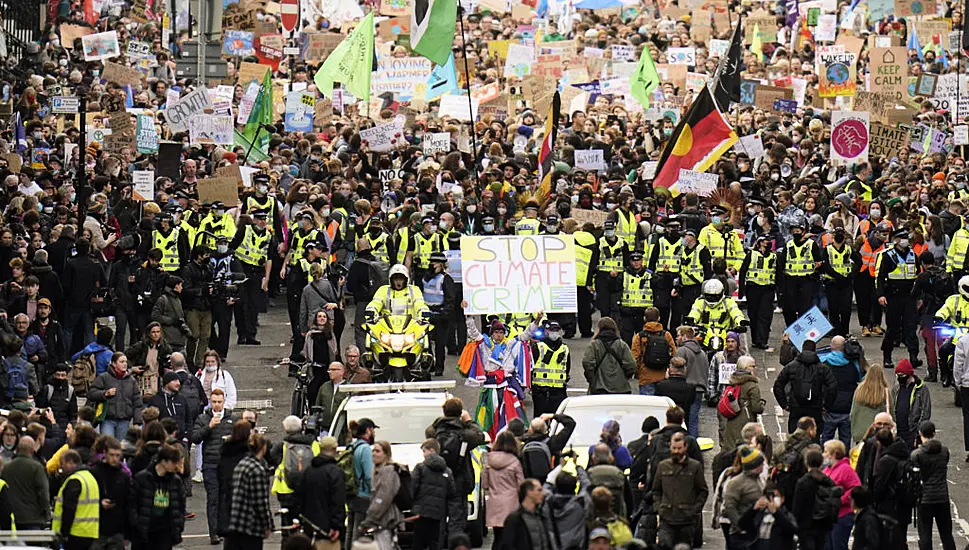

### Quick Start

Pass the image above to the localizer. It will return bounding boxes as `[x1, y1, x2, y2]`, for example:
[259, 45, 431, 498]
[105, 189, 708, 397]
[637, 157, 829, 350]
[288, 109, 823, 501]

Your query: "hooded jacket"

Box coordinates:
[298, 453, 346, 534]
[871, 439, 913, 518]
[482, 450, 524, 528]
[818, 350, 862, 414]
[791, 470, 838, 534]
[90, 459, 131, 537]
[910, 438, 949, 504]
[890, 377, 931, 438]
[630, 322, 676, 386]
[543, 464, 591, 550]
[773, 349, 837, 410]
[583, 328, 635, 394]
[425, 416, 485, 495]
[411, 453, 459, 521]
[151, 289, 189, 347]
[217, 438, 249, 535]
[823, 457, 861, 518]
[676, 339, 709, 390]
[362, 462, 403, 531]
[128, 463, 186, 544]
[719, 370, 765, 449]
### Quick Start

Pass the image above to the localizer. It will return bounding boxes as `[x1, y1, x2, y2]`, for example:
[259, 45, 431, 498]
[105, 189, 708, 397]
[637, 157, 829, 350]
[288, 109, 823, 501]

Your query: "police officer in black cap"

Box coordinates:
[877, 228, 922, 367]
[481, 215, 498, 236]
[530, 320, 571, 415]
[620, 250, 652, 345]
[594, 220, 626, 320]
[229, 209, 276, 345]
[444, 232, 467, 354]
[648, 216, 684, 327]
[209, 235, 243, 359]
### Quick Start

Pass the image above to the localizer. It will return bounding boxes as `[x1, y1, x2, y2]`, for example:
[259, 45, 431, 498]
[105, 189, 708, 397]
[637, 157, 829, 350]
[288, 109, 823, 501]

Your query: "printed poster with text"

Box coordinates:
[461, 235, 577, 315]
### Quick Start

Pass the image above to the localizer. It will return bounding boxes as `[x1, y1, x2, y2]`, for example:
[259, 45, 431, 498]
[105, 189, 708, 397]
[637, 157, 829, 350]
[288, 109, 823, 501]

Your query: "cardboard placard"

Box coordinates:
[165, 87, 214, 132]
[359, 117, 406, 152]
[831, 111, 870, 164]
[237, 61, 270, 86]
[575, 149, 606, 171]
[677, 169, 719, 196]
[869, 122, 910, 157]
[60, 24, 93, 49]
[570, 208, 609, 227]
[101, 61, 143, 88]
[198, 177, 241, 205]
[306, 33, 344, 60]
[868, 47, 907, 102]
[379, 0, 411, 15]
[817, 46, 857, 97]
[223, 10, 256, 30]
[753, 85, 793, 111]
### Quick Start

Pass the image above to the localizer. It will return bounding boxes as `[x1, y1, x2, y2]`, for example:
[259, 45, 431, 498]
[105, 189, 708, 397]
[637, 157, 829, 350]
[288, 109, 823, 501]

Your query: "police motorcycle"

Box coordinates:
[932, 275, 969, 406]
[363, 313, 434, 383]
[686, 279, 749, 359]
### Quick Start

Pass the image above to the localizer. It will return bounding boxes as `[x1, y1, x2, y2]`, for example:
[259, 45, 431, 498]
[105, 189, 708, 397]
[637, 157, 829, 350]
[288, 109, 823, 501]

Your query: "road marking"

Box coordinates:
[951, 497, 969, 542]
[237, 388, 274, 393]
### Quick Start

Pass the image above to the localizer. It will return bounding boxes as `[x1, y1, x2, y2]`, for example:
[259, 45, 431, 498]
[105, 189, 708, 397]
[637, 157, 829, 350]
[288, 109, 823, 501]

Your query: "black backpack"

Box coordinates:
[435, 428, 466, 474]
[393, 463, 414, 511]
[522, 439, 553, 481]
[367, 258, 390, 290]
[811, 479, 843, 526]
[641, 330, 671, 371]
[894, 459, 923, 509]
[791, 363, 821, 406]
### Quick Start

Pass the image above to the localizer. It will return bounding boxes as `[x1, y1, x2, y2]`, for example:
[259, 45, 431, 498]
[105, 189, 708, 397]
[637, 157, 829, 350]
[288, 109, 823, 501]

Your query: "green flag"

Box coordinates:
[410, 0, 457, 66]
[243, 68, 273, 154]
[630, 46, 660, 110]
[234, 128, 269, 163]
[314, 12, 374, 101]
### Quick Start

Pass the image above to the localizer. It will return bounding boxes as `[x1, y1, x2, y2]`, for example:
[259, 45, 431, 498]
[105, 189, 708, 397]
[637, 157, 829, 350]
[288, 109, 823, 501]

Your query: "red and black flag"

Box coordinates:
[537, 91, 561, 200]
[653, 86, 738, 194]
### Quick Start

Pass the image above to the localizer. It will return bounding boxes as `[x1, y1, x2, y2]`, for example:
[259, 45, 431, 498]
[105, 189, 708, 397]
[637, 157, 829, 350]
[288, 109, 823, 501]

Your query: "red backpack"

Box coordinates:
[717, 384, 743, 419]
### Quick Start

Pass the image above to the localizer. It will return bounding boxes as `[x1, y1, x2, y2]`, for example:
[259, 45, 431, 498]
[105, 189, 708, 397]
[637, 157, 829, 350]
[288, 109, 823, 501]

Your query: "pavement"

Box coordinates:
[178, 299, 969, 549]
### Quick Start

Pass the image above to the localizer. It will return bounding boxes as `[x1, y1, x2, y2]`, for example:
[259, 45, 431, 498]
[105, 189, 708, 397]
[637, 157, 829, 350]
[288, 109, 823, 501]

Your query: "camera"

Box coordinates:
[210, 272, 246, 300]
[117, 233, 141, 251]
[303, 406, 324, 435]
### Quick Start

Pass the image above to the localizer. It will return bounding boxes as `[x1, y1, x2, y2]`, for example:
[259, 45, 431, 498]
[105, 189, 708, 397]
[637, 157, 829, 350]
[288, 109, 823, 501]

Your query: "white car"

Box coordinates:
[552, 394, 714, 464]
[327, 382, 488, 547]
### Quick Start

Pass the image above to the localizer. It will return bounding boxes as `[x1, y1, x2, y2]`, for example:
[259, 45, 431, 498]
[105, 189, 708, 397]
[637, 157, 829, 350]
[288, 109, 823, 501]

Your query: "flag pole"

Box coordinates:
[456, 5, 481, 191]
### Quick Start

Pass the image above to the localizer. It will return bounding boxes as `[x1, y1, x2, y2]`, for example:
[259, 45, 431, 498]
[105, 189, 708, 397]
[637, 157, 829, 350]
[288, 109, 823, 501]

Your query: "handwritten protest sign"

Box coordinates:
[677, 169, 719, 196]
[373, 57, 432, 100]
[136, 114, 158, 154]
[956, 125, 969, 146]
[380, 0, 410, 15]
[461, 235, 577, 314]
[132, 170, 154, 200]
[125, 40, 152, 59]
[360, 117, 406, 152]
[868, 123, 910, 157]
[188, 115, 233, 145]
[667, 47, 697, 65]
[198, 177, 240, 205]
[753, 85, 793, 111]
[817, 46, 857, 97]
[439, 94, 478, 121]
[237, 62, 270, 86]
[166, 88, 213, 133]
[869, 47, 907, 101]
[423, 132, 450, 154]
[504, 44, 536, 78]
[831, 111, 870, 164]
[738, 133, 766, 158]
[60, 24, 93, 49]
[575, 149, 606, 171]
[82, 31, 121, 61]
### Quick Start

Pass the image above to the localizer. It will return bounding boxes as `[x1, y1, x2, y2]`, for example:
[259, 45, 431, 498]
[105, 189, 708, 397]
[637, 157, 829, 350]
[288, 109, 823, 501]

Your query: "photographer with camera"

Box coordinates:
[209, 236, 244, 360]
[180, 246, 214, 370]
[151, 275, 193, 353]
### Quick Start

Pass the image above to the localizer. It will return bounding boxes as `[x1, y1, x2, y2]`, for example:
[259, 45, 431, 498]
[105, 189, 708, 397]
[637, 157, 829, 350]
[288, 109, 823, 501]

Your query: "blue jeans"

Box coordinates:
[639, 384, 657, 396]
[100, 418, 130, 442]
[689, 389, 704, 438]
[827, 512, 853, 550]
[821, 411, 851, 450]
[202, 464, 220, 536]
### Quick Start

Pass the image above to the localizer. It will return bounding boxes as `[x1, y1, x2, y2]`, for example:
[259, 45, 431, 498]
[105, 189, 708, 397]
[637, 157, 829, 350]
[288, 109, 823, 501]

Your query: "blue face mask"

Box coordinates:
[712, 216, 722, 225]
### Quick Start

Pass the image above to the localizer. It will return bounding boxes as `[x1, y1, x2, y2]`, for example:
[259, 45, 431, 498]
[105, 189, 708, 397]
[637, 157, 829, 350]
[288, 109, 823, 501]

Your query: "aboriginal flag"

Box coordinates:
[537, 91, 561, 200]
[653, 86, 738, 194]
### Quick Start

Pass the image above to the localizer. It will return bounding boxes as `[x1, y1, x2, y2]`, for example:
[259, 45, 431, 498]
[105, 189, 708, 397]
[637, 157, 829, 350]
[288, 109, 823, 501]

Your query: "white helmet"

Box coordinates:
[389, 264, 409, 283]
[960, 275, 969, 300]
[702, 279, 725, 305]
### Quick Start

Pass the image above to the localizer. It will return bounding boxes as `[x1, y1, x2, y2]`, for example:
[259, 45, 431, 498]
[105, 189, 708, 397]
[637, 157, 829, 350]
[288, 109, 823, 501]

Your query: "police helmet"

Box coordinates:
[702, 279, 725, 305]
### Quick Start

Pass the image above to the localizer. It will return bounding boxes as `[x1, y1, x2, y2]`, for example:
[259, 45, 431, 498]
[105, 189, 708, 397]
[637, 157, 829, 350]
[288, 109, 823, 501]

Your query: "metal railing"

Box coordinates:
[0, 0, 44, 61]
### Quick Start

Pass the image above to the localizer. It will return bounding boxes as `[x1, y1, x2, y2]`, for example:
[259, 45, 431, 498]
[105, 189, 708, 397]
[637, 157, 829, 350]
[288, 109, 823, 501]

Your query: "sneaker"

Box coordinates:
[765, 347, 775, 353]
[861, 326, 871, 337]
[192, 471, 203, 483]
[872, 326, 885, 336]
[210, 536, 223, 545]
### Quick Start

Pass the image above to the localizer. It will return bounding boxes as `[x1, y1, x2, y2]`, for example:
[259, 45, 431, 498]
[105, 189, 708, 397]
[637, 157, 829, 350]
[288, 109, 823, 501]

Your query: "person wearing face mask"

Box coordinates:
[648, 218, 683, 328]
[607, 191, 638, 251]
[393, 212, 421, 269]
[151, 212, 189, 273]
[480, 215, 498, 236]
[876, 229, 922, 367]
[739, 236, 777, 351]
[460, 198, 482, 235]
[228, 210, 276, 346]
[821, 226, 855, 338]
[364, 218, 392, 264]
[856, 223, 889, 337]
[529, 321, 571, 416]
[775, 220, 822, 326]
[195, 202, 238, 251]
[422, 253, 456, 377]
[889, 358, 931, 449]
[618, 251, 652, 347]
[208, 236, 242, 360]
[243, 173, 284, 238]
[699, 206, 745, 273]
[281, 213, 319, 282]
[593, 220, 626, 322]
[736, 482, 798, 550]
[821, 440, 861, 550]
[35, 363, 77, 432]
[412, 216, 441, 284]
[945, 209, 969, 280]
